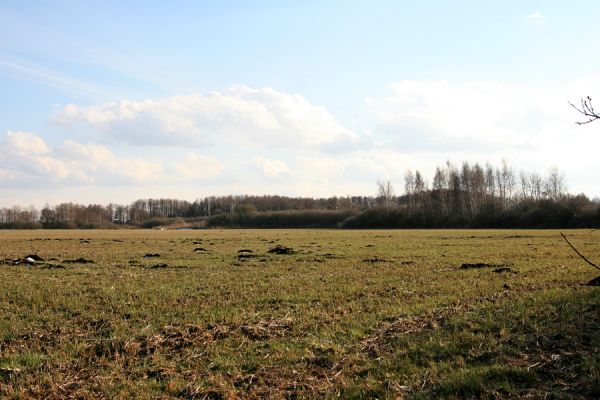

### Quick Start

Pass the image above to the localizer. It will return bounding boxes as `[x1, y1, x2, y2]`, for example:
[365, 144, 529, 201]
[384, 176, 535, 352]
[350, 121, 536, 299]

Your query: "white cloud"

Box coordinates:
[5, 78, 600, 203]
[56, 140, 164, 184]
[253, 157, 291, 178]
[0, 131, 164, 186]
[296, 156, 345, 178]
[2, 131, 70, 180]
[5, 130, 51, 154]
[175, 153, 223, 179]
[296, 151, 415, 187]
[366, 77, 600, 196]
[55, 86, 358, 150]
[366, 79, 570, 152]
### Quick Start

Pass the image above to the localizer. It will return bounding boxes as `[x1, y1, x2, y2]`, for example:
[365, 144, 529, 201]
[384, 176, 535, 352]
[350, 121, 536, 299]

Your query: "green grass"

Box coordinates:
[0, 229, 599, 399]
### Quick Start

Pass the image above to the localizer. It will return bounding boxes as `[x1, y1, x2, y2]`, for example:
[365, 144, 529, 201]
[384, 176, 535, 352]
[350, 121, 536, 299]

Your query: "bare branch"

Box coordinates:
[560, 232, 600, 271]
[569, 96, 600, 125]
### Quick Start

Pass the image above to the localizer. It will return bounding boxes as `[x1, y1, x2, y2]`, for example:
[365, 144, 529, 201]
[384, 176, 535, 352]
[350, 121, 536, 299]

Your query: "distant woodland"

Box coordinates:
[1, 160, 599, 229]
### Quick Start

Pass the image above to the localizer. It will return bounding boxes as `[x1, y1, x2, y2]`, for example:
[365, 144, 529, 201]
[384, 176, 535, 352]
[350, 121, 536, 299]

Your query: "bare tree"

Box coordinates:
[377, 180, 395, 208]
[519, 170, 530, 200]
[484, 163, 496, 197]
[570, 96, 600, 125]
[404, 170, 415, 210]
[496, 160, 516, 209]
[432, 166, 449, 216]
[546, 166, 565, 203]
[414, 170, 426, 212]
[460, 162, 472, 219]
[529, 172, 544, 200]
[447, 162, 461, 214]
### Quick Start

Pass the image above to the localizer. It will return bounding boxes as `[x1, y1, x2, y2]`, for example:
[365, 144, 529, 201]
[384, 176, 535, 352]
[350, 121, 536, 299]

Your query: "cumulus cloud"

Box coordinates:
[175, 153, 223, 179]
[56, 139, 164, 184]
[5, 78, 600, 202]
[55, 86, 358, 150]
[4, 130, 51, 154]
[296, 152, 411, 184]
[2, 131, 70, 180]
[296, 156, 345, 178]
[253, 157, 291, 178]
[366, 79, 569, 152]
[0, 131, 166, 186]
[365, 77, 600, 195]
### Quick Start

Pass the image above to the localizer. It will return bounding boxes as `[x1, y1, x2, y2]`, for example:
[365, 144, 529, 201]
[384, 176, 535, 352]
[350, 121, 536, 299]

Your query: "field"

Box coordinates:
[1, 229, 599, 399]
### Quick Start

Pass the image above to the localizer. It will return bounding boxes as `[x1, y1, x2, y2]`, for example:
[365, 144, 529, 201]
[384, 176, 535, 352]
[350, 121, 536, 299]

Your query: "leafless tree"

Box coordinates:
[529, 172, 544, 200]
[496, 160, 515, 209]
[414, 170, 427, 212]
[570, 96, 600, 125]
[377, 180, 395, 208]
[470, 164, 486, 216]
[432, 166, 449, 216]
[484, 163, 496, 197]
[546, 166, 565, 203]
[404, 170, 415, 210]
[519, 170, 530, 199]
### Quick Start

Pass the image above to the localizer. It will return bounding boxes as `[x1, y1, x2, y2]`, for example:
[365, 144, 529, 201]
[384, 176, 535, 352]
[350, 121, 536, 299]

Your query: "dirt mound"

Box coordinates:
[322, 253, 339, 259]
[460, 262, 507, 269]
[268, 245, 294, 255]
[2, 255, 66, 269]
[63, 258, 94, 264]
[146, 263, 168, 269]
[2, 255, 45, 265]
[493, 267, 516, 273]
[585, 276, 600, 286]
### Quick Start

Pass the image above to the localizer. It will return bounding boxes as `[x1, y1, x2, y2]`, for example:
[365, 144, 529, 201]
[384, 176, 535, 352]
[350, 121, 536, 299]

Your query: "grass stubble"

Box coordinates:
[0, 229, 598, 399]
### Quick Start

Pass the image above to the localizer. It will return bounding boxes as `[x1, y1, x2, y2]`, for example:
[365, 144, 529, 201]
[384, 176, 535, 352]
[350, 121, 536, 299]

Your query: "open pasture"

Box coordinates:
[1, 229, 599, 399]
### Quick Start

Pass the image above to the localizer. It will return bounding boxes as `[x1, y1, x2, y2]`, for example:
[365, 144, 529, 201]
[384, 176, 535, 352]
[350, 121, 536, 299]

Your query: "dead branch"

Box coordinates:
[560, 232, 600, 271]
[569, 96, 600, 125]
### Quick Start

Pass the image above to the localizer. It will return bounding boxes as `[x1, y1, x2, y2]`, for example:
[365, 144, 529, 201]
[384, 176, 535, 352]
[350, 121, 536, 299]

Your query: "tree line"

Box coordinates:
[0, 195, 371, 229]
[349, 161, 596, 228]
[1, 160, 599, 229]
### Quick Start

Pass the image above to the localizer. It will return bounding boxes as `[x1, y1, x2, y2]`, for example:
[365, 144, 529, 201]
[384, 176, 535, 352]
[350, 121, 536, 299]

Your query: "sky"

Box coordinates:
[1, 0, 600, 207]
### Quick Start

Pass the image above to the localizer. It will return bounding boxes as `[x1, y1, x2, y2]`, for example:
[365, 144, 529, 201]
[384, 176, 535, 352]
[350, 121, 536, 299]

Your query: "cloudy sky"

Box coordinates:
[2, 1, 600, 207]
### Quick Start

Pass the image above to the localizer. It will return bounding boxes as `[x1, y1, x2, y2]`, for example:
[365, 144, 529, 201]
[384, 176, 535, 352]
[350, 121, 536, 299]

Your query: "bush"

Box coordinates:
[207, 210, 357, 228]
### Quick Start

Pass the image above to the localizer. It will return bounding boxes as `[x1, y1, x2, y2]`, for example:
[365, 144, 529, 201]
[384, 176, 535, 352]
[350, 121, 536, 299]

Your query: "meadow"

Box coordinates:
[0, 229, 599, 399]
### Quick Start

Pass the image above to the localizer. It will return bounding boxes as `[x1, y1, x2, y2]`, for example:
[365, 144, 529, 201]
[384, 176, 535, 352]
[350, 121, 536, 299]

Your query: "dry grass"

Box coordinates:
[0, 229, 599, 399]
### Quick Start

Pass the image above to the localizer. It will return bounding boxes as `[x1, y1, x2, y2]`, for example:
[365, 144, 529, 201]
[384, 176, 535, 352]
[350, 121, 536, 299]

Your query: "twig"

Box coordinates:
[569, 96, 600, 125]
[560, 232, 600, 271]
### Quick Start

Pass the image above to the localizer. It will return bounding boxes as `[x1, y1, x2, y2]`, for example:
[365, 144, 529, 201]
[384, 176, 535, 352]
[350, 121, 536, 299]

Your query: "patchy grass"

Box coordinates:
[0, 229, 599, 399]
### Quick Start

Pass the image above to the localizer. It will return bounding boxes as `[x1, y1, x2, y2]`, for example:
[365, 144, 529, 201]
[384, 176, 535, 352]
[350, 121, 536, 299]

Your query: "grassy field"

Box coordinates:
[0, 229, 599, 399]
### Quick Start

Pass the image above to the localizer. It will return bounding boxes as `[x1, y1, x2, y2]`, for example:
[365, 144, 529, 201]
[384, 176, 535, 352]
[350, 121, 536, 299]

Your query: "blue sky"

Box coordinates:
[1, 1, 600, 206]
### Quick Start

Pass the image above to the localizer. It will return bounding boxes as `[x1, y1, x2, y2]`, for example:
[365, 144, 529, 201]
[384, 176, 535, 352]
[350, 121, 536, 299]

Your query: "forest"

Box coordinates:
[1, 160, 599, 229]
